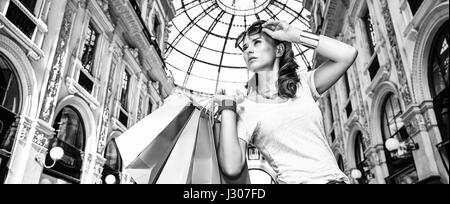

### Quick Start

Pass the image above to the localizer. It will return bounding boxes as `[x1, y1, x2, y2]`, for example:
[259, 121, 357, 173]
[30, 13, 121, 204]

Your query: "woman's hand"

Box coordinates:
[262, 20, 303, 43]
[213, 89, 246, 105]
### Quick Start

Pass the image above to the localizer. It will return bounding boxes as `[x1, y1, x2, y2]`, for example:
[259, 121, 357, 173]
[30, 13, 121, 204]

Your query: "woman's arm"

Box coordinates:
[213, 91, 247, 178]
[308, 35, 358, 94]
[217, 110, 248, 177]
[263, 20, 358, 94]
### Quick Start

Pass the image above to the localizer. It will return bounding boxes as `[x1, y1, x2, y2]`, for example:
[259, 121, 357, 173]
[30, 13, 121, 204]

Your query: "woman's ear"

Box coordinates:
[276, 43, 285, 58]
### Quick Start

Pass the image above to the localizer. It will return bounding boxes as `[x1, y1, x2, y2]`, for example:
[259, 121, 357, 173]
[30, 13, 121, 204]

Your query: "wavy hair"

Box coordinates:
[274, 40, 300, 98]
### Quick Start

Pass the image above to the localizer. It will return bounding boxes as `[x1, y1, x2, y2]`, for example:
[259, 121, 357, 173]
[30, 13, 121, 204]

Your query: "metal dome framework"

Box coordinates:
[166, 0, 313, 95]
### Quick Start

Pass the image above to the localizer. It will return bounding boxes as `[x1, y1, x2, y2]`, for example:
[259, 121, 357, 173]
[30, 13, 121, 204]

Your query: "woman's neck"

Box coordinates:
[254, 64, 279, 98]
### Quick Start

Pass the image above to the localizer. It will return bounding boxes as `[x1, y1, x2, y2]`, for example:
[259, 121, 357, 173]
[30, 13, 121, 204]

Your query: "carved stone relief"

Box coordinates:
[379, 0, 414, 107]
[39, 5, 76, 122]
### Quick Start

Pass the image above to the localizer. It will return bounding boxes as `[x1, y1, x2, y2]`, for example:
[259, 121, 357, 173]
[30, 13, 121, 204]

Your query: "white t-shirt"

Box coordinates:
[237, 70, 349, 184]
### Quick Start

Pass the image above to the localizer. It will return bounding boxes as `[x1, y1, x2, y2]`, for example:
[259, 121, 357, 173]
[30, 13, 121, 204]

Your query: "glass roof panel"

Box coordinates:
[166, 0, 312, 95]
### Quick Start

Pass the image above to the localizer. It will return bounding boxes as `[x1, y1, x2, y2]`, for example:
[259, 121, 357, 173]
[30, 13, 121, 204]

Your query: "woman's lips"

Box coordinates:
[248, 57, 257, 62]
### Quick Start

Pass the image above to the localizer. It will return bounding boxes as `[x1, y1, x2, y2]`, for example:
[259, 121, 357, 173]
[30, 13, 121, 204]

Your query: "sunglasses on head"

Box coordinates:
[235, 20, 267, 52]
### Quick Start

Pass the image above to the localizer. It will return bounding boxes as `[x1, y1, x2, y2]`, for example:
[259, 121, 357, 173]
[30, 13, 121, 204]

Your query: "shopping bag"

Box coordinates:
[150, 108, 223, 184]
[116, 93, 224, 184]
[188, 111, 221, 184]
[116, 93, 194, 184]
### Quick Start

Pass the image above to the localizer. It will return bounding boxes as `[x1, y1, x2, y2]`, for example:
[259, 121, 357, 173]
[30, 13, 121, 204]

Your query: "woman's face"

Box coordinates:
[242, 33, 277, 72]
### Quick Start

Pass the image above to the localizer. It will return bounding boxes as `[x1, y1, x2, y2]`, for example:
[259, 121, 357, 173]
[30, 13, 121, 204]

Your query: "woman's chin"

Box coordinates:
[248, 65, 262, 72]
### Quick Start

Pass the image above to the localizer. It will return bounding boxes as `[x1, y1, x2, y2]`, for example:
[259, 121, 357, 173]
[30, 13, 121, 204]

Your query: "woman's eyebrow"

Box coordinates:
[244, 37, 262, 45]
[251, 36, 262, 41]
[243, 36, 262, 48]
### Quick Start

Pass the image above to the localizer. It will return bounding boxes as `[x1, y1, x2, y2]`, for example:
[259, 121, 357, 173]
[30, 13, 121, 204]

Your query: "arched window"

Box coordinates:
[0, 54, 21, 114]
[0, 54, 21, 183]
[429, 21, 449, 174]
[354, 132, 368, 184]
[41, 107, 86, 184]
[381, 93, 418, 184]
[101, 138, 123, 184]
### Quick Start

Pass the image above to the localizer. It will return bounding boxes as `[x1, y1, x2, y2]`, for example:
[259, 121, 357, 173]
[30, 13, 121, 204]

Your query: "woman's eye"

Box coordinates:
[254, 40, 261, 45]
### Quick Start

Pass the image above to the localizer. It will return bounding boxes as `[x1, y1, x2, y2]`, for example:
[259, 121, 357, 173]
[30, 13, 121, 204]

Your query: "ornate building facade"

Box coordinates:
[0, 0, 175, 184]
[305, 0, 449, 184]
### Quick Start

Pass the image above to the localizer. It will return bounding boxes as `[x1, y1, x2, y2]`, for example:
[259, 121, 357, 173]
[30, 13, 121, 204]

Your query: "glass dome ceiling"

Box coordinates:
[166, 0, 313, 95]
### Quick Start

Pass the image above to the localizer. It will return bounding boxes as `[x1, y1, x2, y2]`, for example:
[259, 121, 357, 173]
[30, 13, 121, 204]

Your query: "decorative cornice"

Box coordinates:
[17, 116, 33, 142]
[32, 120, 55, 148]
[88, 0, 115, 33]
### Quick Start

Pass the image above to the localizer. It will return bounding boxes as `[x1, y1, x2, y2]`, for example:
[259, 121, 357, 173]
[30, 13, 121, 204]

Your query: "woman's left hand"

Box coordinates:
[262, 20, 303, 43]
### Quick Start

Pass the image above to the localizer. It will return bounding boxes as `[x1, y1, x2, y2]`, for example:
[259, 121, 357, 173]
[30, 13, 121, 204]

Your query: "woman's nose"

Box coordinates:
[245, 48, 254, 55]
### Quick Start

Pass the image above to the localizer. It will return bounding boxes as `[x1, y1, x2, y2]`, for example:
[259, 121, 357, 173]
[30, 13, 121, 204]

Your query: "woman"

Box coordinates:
[215, 20, 358, 184]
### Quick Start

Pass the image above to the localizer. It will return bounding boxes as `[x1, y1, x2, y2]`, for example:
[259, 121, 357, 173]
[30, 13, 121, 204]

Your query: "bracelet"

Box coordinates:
[217, 99, 237, 115]
[299, 30, 320, 49]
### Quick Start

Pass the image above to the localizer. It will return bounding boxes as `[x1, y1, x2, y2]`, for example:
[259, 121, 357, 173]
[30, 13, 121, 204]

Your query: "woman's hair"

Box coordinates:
[274, 40, 300, 98]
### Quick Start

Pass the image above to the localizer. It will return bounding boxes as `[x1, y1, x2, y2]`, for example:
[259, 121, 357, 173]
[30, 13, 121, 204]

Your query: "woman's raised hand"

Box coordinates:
[262, 20, 303, 43]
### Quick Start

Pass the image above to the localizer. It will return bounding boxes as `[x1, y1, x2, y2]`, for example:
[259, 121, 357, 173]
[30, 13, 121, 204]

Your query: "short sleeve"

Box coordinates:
[299, 70, 321, 101]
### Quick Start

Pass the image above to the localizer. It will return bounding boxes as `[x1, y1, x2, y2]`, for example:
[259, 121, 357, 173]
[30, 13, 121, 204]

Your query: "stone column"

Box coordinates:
[80, 152, 106, 184]
[21, 121, 55, 184]
[367, 145, 389, 184]
[402, 105, 441, 182]
[4, 116, 34, 184]
[420, 101, 449, 183]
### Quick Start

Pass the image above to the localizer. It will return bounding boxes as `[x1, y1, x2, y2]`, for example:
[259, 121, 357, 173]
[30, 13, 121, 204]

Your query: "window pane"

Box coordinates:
[78, 71, 94, 93]
[54, 107, 85, 149]
[362, 10, 376, 54]
[120, 71, 131, 110]
[81, 24, 99, 74]
[148, 101, 153, 115]
[6, 3, 36, 38]
[46, 107, 85, 182]
[338, 156, 344, 172]
[430, 21, 449, 143]
[355, 132, 365, 163]
[153, 16, 162, 42]
[104, 140, 122, 170]
[18, 0, 37, 14]
[0, 55, 21, 113]
[407, 0, 423, 16]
